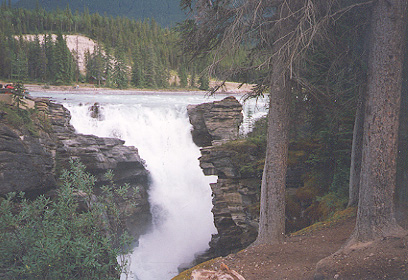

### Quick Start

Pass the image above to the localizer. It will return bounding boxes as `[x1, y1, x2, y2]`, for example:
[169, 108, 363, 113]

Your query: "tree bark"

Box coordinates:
[255, 71, 291, 244]
[395, 37, 408, 229]
[352, 0, 408, 242]
[348, 91, 365, 207]
[253, 1, 296, 245]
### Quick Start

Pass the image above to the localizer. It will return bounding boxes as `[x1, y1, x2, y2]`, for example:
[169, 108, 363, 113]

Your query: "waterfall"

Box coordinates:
[29, 90, 267, 280]
[66, 102, 217, 280]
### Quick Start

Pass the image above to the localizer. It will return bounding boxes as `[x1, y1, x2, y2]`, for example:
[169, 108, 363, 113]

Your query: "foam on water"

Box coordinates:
[29, 91, 267, 280]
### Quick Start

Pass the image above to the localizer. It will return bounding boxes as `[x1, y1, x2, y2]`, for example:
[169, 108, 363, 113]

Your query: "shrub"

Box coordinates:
[0, 160, 134, 279]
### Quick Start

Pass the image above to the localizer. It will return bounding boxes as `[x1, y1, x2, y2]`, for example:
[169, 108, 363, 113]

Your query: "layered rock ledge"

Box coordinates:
[188, 96, 260, 260]
[187, 96, 243, 147]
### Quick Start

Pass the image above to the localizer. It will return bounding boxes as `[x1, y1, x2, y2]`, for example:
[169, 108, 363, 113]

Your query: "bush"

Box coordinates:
[0, 160, 134, 279]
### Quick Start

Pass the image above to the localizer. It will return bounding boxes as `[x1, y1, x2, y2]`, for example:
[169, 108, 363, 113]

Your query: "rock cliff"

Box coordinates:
[188, 96, 260, 260]
[0, 117, 56, 195]
[0, 98, 151, 238]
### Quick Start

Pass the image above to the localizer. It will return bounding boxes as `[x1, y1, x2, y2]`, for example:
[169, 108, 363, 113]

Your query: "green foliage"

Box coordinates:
[112, 48, 129, 89]
[215, 117, 267, 179]
[0, 88, 39, 136]
[316, 191, 349, 218]
[85, 45, 105, 86]
[53, 31, 75, 85]
[0, 101, 31, 128]
[178, 65, 188, 88]
[11, 81, 26, 110]
[222, 138, 266, 179]
[0, 5, 188, 89]
[218, 112, 352, 233]
[131, 47, 145, 88]
[198, 73, 209, 90]
[291, 207, 357, 236]
[0, 159, 134, 279]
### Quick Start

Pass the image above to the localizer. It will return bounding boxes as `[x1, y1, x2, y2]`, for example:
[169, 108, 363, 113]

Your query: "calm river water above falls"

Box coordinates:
[30, 90, 267, 280]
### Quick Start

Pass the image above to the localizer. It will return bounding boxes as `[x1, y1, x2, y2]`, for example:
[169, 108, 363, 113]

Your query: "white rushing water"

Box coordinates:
[30, 91, 267, 280]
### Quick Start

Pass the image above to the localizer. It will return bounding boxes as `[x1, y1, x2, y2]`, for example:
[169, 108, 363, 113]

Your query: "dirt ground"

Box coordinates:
[188, 216, 408, 280]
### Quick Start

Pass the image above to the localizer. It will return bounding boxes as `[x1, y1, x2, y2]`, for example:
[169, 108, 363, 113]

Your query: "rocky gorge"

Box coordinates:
[0, 94, 261, 267]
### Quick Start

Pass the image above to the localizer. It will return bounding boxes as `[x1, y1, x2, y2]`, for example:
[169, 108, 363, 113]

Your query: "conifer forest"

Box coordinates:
[0, 2, 211, 89]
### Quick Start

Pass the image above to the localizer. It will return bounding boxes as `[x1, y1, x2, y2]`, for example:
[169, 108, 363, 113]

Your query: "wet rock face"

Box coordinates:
[187, 96, 243, 147]
[43, 100, 150, 187]
[48, 100, 151, 238]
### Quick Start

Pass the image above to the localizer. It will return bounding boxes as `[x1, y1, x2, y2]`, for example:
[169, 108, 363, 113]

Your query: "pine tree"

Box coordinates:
[27, 34, 43, 80]
[54, 31, 73, 84]
[198, 73, 209, 90]
[145, 45, 157, 88]
[104, 47, 114, 87]
[89, 45, 105, 86]
[44, 33, 54, 81]
[178, 65, 188, 88]
[112, 48, 128, 89]
[131, 47, 144, 87]
[11, 48, 28, 81]
[190, 66, 196, 88]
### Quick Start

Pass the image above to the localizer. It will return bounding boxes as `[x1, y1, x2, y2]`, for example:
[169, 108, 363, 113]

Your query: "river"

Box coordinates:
[30, 90, 267, 280]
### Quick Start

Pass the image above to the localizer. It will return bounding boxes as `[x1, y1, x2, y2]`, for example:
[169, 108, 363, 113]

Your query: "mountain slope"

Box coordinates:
[14, 0, 186, 27]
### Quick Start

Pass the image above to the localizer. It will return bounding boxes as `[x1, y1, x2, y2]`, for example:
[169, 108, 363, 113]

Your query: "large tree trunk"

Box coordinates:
[347, 91, 365, 207]
[396, 38, 408, 229]
[255, 72, 291, 244]
[352, 0, 407, 242]
[253, 0, 296, 245]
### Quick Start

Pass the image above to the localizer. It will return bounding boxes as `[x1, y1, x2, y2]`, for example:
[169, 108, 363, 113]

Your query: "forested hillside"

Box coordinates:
[0, 3, 212, 89]
[14, 0, 185, 27]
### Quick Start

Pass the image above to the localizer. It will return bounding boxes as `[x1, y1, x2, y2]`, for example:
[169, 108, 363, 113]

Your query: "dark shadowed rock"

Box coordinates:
[0, 123, 56, 195]
[199, 146, 240, 178]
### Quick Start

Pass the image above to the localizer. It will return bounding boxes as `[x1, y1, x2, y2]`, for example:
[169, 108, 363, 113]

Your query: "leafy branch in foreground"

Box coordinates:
[0, 159, 136, 279]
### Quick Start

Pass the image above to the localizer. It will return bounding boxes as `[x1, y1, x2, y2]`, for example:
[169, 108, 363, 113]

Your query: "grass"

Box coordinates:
[291, 207, 357, 236]
[171, 258, 222, 280]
